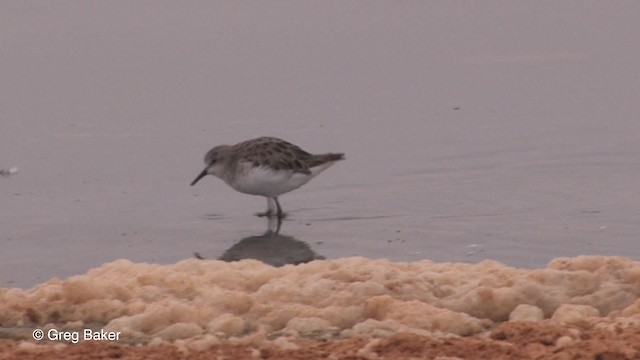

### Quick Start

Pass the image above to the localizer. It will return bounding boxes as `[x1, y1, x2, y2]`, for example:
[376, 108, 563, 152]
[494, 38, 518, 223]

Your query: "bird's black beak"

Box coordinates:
[190, 169, 208, 186]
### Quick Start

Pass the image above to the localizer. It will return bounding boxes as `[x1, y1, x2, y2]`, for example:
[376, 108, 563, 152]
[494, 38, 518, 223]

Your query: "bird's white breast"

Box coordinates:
[226, 163, 314, 197]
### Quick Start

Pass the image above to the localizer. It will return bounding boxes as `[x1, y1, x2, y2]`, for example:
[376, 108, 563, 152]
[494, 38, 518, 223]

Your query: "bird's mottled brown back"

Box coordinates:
[231, 137, 343, 174]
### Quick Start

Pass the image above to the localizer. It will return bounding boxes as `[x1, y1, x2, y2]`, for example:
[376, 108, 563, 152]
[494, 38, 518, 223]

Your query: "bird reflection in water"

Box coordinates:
[195, 217, 325, 267]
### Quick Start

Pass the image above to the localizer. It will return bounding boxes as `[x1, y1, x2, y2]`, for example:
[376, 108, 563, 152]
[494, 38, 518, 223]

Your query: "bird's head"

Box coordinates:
[190, 145, 231, 186]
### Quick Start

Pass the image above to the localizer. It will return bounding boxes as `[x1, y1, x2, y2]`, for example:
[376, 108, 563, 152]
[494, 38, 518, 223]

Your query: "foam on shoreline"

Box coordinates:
[1, 256, 639, 348]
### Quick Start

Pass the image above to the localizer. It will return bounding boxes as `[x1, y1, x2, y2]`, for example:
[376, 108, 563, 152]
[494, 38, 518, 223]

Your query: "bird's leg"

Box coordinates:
[256, 197, 286, 218]
[274, 197, 285, 219]
[256, 197, 276, 217]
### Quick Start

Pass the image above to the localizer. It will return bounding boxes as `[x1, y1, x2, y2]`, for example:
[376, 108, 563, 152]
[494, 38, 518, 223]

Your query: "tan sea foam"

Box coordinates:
[1, 256, 640, 347]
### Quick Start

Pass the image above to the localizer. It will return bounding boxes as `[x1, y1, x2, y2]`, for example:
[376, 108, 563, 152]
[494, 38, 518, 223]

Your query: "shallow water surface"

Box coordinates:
[1, 2, 640, 288]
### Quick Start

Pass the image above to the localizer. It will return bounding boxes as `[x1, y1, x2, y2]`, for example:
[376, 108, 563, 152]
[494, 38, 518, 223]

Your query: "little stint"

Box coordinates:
[191, 137, 344, 218]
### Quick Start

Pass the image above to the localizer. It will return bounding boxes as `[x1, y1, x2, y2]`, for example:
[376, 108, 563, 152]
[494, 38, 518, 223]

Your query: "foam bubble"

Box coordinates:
[509, 304, 544, 322]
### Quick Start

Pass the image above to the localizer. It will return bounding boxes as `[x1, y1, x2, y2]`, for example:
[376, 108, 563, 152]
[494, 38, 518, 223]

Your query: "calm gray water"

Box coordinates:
[2, 2, 639, 288]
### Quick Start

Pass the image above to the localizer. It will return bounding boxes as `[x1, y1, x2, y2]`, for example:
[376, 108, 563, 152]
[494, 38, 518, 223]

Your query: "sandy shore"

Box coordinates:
[3, 320, 639, 360]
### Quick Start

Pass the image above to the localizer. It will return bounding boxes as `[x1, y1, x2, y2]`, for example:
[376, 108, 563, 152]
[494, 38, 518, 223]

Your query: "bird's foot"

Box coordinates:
[256, 210, 272, 217]
[256, 210, 287, 219]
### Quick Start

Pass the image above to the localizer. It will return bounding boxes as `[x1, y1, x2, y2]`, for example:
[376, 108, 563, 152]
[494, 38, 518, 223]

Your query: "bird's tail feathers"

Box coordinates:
[309, 153, 345, 167]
